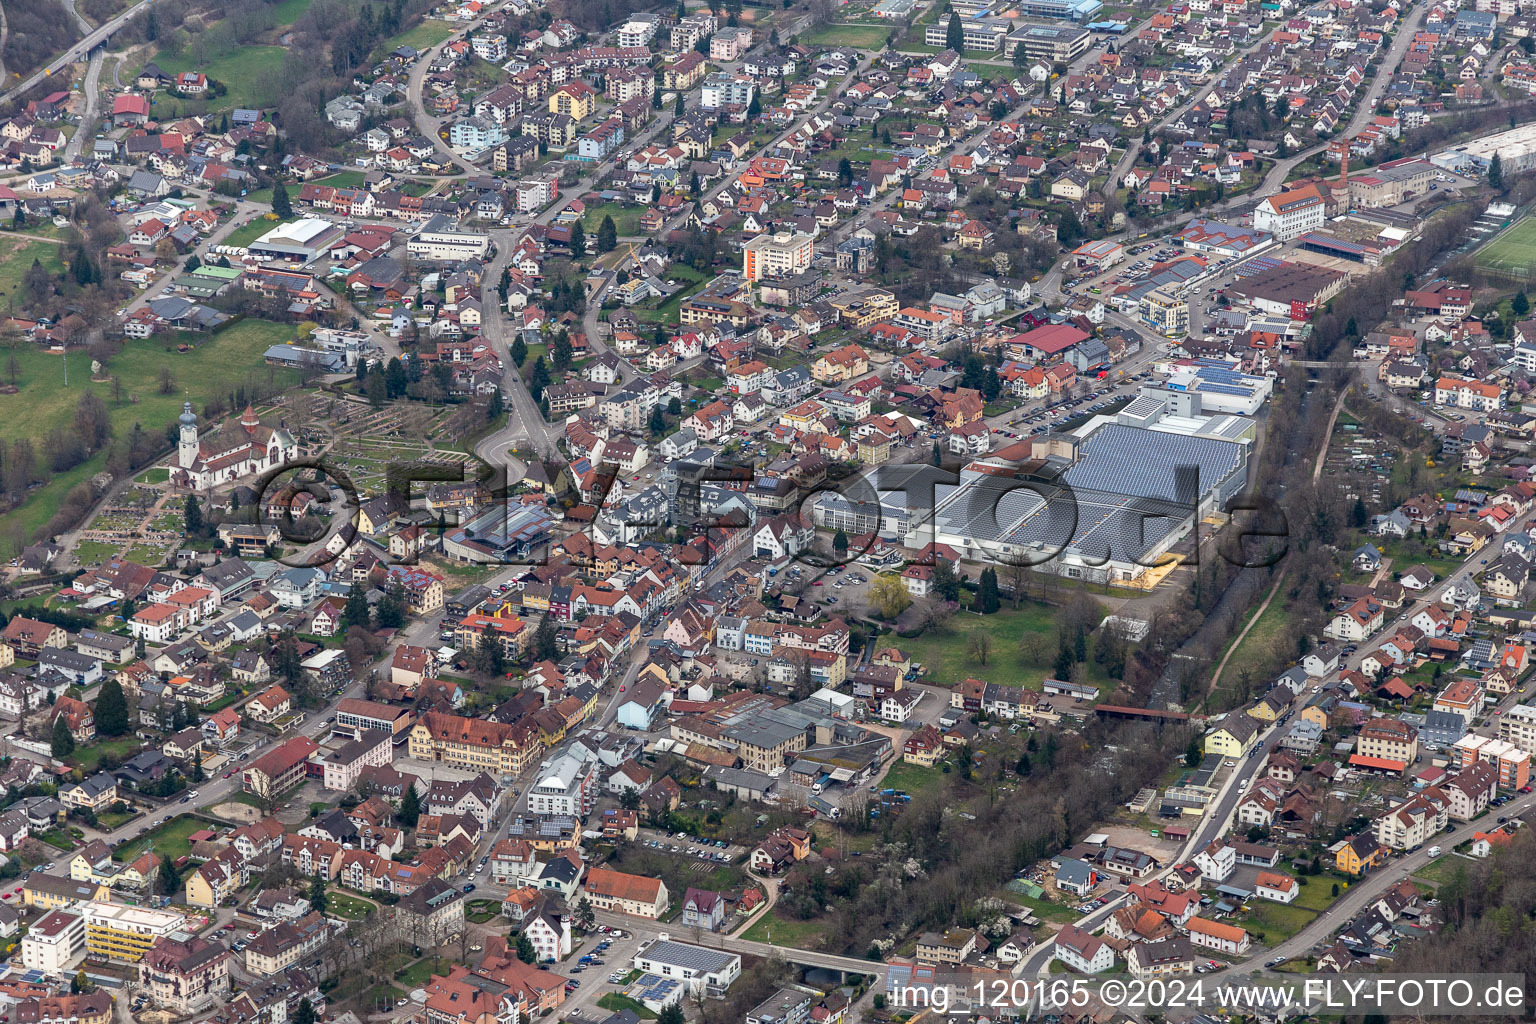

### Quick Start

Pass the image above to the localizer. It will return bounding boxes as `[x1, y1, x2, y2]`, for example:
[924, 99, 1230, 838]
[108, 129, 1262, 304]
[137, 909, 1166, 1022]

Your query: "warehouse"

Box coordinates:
[246, 218, 345, 264]
[827, 422, 1249, 585]
[407, 213, 492, 261]
[1347, 157, 1434, 209]
[915, 423, 1247, 583]
[1434, 123, 1536, 175]
[1072, 239, 1125, 268]
[1180, 219, 1274, 257]
[1224, 260, 1347, 319]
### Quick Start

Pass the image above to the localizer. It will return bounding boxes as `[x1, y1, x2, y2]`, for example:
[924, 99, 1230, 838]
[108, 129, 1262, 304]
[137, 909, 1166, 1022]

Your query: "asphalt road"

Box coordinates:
[0, 0, 151, 105]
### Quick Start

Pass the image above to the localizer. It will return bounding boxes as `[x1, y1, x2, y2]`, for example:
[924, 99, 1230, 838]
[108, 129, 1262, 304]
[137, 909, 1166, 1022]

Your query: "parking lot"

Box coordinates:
[556, 925, 650, 1020]
[765, 562, 875, 614]
[634, 827, 745, 864]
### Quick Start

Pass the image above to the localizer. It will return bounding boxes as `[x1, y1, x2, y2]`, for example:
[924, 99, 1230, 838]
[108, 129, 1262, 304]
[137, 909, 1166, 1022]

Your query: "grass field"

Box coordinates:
[1412, 854, 1471, 888]
[1290, 879, 1345, 913]
[380, 20, 456, 56]
[1475, 215, 1536, 279]
[739, 908, 827, 948]
[888, 601, 1104, 690]
[316, 171, 368, 189]
[115, 815, 204, 862]
[0, 237, 66, 307]
[801, 23, 890, 48]
[326, 891, 378, 919]
[68, 735, 142, 774]
[72, 540, 120, 566]
[1233, 900, 1317, 945]
[1002, 889, 1080, 923]
[581, 202, 645, 238]
[224, 215, 284, 249]
[877, 758, 947, 797]
[596, 995, 657, 1020]
[0, 320, 300, 551]
[149, 47, 288, 115]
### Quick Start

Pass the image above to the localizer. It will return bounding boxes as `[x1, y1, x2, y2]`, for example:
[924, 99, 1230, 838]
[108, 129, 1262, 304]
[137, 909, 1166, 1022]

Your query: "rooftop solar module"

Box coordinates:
[639, 940, 738, 973]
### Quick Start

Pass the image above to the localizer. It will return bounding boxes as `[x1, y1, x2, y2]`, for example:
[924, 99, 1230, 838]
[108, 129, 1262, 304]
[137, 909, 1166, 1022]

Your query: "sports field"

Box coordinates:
[1475, 215, 1536, 279]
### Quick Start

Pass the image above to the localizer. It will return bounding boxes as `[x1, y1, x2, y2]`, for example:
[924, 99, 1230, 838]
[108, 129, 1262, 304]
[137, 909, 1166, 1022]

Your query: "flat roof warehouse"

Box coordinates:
[813, 411, 1250, 585]
[1434, 123, 1536, 174]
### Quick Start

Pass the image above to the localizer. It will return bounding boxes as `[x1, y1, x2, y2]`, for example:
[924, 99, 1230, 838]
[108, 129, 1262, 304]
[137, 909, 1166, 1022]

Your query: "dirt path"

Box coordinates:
[1206, 383, 1351, 695]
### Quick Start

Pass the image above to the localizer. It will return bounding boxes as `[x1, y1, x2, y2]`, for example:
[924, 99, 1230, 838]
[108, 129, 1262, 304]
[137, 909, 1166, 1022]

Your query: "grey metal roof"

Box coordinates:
[1063, 424, 1245, 500]
[637, 939, 737, 973]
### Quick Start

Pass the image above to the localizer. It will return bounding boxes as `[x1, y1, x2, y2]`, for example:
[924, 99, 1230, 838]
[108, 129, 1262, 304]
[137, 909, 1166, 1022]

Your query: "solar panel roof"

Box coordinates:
[640, 940, 738, 973]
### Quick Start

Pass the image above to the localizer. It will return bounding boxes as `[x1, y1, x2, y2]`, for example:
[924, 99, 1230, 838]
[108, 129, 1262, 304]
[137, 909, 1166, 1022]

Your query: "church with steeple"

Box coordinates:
[169, 402, 298, 492]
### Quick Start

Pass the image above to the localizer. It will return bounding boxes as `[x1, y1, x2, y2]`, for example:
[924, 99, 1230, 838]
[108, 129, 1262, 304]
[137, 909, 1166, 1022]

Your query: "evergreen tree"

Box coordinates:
[1185, 738, 1202, 767]
[486, 389, 504, 422]
[1051, 640, 1075, 679]
[533, 615, 560, 662]
[308, 873, 328, 915]
[475, 626, 506, 677]
[344, 585, 370, 629]
[385, 357, 408, 398]
[976, 567, 1000, 614]
[1015, 753, 1032, 777]
[833, 529, 849, 557]
[1516, 291, 1531, 316]
[1350, 496, 1368, 529]
[295, 1000, 316, 1024]
[667, 397, 682, 416]
[529, 356, 550, 399]
[95, 678, 130, 737]
[568, 220, 586, 257]
[1073, 627, 1088, 663]
[157, 855, 180, 896]
[376, 585, 405, 629]
[747, 95, 761, 121]
[1490, 152, 1505, 190]
[51, 716, 74, 758]
[398, 785, 421, 828]
[510, 335, 528, 367]
[552, 331, 573, 372]
[931, 560, 961, 601]
[648, 403, 667, 435]
[192, 748, 205, 783]
[657, 1005, 685, 1024]
[837, 157, 853, 187]
[982, 366, 1002, 403]
[367, 367, 388, 407]
[597, 215, 618, 253]
[675, 92, 685, 115]
[183, 494, 203, 535]
[271, 181, 293, 218]
[945, 9, 964, 51]
[515, 932, 538, 963]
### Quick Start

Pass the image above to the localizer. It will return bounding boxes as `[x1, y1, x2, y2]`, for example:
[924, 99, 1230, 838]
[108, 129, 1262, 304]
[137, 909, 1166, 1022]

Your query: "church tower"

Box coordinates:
[178, 402, 199, 469]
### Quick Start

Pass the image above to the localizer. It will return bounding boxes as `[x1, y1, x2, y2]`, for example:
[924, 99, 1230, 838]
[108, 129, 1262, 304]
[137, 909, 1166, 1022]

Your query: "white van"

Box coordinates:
[1427, 846, 1442, 858]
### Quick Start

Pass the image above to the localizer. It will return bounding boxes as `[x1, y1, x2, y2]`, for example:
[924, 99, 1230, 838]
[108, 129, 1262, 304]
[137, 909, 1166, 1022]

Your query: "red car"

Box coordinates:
[812, 581, 823, 587]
